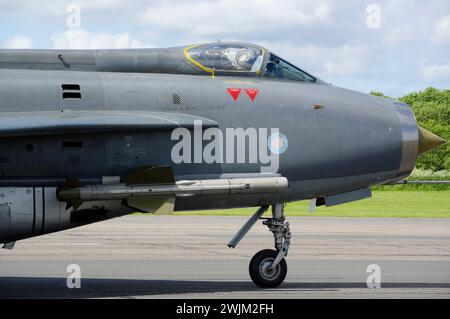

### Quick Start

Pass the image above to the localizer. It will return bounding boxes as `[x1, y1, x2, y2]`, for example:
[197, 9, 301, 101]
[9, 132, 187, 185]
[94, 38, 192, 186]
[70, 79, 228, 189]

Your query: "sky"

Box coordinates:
[1, 0, 449, 97]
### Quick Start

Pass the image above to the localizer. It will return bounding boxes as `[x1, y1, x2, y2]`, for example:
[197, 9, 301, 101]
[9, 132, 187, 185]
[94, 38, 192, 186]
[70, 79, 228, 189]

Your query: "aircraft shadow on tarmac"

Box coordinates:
[0, 277, 449, 298]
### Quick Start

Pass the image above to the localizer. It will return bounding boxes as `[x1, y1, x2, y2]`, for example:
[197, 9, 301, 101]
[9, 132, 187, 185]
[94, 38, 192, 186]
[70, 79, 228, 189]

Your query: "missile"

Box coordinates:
[57, 177, 288, 202]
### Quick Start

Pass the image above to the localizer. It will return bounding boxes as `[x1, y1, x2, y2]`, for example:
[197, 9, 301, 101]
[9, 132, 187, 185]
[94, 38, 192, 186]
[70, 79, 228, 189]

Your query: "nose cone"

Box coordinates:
[417, 126, 446, 155]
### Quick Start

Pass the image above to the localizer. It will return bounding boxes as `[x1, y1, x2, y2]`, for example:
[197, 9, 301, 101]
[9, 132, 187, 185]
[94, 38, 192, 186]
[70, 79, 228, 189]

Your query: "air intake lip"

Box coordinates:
[395, 102, 419, 178]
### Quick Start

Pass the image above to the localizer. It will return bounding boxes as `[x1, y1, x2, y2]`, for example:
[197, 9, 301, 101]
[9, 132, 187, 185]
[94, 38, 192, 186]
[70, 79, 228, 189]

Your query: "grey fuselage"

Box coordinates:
[0, 45, 417, 210]
[0, 44, 419, 243]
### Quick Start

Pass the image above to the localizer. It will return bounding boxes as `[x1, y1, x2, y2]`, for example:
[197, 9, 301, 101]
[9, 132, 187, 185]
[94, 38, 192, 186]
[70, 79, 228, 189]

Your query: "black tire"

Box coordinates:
[249, 249, 287, 288]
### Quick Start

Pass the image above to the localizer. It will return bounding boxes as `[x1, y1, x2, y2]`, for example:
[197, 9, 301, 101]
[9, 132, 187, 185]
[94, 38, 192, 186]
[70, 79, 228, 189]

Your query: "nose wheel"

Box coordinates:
[249, 249, 287, 288]
[228, 203, 291, 288]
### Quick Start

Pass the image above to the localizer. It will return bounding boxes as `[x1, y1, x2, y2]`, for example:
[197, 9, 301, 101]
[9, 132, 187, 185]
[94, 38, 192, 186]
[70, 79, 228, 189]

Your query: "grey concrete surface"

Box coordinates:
[0, 216, 449, 298]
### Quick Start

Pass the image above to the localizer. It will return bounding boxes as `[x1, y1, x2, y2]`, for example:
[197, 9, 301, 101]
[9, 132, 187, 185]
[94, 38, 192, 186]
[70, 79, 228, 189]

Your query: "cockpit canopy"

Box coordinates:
[186, 43, 264, 72]
[185, 42, 318, 83]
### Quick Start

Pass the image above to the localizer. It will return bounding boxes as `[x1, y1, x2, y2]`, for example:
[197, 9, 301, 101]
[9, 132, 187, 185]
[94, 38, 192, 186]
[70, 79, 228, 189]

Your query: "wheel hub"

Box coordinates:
[260, 257, 280, 280]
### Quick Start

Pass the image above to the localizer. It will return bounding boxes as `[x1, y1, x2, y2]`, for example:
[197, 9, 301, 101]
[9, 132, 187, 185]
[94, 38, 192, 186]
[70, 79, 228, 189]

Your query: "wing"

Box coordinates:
[0, 110, 217, 137]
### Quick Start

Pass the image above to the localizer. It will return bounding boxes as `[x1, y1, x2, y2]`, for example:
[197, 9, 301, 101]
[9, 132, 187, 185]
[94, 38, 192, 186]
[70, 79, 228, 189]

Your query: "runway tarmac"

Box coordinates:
[0, 215, 449, 298]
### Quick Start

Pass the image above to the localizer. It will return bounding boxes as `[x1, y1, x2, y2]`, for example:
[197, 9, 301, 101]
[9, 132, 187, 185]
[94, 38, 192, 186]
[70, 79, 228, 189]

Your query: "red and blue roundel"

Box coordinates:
[268, 132, 288, 155]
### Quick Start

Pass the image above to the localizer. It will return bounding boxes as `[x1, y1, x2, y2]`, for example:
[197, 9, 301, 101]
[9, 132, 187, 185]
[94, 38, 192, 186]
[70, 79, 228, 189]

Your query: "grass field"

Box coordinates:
[175, 191, 450, 218]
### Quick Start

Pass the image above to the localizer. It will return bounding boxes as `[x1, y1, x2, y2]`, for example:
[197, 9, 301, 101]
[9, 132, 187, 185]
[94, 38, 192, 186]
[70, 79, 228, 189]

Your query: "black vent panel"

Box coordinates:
[62, 84, 80, 91]
[62, 92, 81, 99]
[172, 93, 182, 105]
[62, 83, 81, 99]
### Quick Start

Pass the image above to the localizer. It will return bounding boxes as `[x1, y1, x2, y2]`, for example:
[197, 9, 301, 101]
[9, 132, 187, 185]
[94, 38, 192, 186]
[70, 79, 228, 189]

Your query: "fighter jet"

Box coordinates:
[0, 42, 445, 287]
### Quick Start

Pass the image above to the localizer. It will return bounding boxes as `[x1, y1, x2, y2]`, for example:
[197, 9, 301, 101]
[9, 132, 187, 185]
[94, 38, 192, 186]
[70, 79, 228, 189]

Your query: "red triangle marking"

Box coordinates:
[227, 88, 241, 101]
[245, 88, 259, 102]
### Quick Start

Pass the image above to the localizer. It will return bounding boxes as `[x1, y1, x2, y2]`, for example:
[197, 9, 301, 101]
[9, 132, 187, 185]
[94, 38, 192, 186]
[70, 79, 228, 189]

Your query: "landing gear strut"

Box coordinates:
[228, 203, 291, 288]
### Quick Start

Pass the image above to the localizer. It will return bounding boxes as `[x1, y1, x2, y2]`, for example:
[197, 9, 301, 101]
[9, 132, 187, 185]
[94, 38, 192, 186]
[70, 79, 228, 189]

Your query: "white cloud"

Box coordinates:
[381, 27, 415, 45]
[322, 45, 368, 77]
[421, 63, 450, 81]
[0, 0, 140, 15]
[50, 29, 151, 49]
[433, 15, 450, 43]
[323, 59, 364, 77]
[1, 35, 33, 48]
[136, 0, 331, 37]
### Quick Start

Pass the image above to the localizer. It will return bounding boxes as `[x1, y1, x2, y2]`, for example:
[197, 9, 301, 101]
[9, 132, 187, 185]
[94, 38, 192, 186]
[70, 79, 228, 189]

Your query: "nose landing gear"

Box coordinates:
[228, 203, 291, 288]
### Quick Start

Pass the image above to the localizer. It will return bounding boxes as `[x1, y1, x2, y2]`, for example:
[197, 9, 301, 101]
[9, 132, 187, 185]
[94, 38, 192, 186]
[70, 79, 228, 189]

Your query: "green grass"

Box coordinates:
[174, 191, 450, 218]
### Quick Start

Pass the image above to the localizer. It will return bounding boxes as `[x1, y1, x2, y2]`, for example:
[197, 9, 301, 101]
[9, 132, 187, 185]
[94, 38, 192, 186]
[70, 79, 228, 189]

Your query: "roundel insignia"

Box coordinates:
[268, 132, 288, 155]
